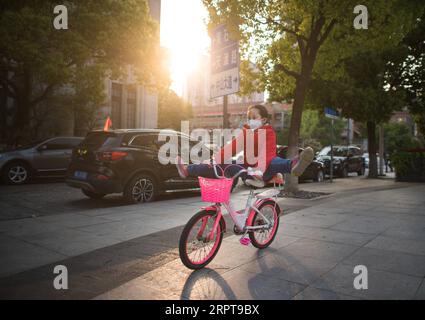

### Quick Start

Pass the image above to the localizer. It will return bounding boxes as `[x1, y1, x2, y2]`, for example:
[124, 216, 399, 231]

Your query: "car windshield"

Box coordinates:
[82, 132, 118, 148]
[318, 147, 348, 157]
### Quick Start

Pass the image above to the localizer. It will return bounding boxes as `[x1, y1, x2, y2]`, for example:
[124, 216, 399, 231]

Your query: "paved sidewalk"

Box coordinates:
[0, 176, 406, 278]
[0, 177, 424, 299]
[95, 183, 425, 300]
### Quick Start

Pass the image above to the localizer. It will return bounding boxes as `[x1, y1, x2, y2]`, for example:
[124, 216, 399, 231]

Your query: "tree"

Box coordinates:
[300, 109, 345, 149]
[0, 0, 165, 143]
[158, 89, 193, 130]
[384, 122, 421, 155]
[387, 11, 425, 137]
[309, 49, 410, 177]
[202, 0, 418, 190]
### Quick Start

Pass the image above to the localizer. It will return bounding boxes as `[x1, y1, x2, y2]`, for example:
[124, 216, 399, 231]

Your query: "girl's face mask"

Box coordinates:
[248, 119, 263, 129]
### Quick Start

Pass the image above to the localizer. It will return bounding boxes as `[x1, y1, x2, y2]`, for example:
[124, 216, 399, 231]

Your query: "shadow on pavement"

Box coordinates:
[180, 268, 237, 300]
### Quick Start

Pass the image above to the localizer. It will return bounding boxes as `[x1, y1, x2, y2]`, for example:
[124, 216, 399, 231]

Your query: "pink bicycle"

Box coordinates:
[179, 164, 283, 270]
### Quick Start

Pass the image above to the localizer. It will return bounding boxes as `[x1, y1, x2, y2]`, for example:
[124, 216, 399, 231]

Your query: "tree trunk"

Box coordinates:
[367, 120, 378, 178]
[285, 76, 310, 192]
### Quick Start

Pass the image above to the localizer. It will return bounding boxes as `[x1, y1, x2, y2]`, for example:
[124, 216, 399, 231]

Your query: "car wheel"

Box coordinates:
[357, 166, 365, 176]
[2, 161, 31, 185]
[82, 189, 106, 199]
[124, 173, 158, 204]
[314, 170, 324, 182]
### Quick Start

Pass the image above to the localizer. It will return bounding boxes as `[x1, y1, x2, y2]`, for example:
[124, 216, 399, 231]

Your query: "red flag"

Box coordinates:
[103, 116, 112, 131]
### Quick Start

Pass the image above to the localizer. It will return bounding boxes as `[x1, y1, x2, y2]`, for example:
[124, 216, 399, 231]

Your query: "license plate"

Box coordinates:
[74, 171, 88, 180]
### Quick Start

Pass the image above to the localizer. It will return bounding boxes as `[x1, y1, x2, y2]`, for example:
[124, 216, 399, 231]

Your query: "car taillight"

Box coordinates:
[96, 151, 128, 161]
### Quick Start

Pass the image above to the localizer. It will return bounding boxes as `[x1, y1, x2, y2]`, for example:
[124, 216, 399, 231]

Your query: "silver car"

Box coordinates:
[0, 137, 83, 184]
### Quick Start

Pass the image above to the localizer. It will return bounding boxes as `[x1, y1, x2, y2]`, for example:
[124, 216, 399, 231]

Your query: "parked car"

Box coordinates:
[276, 145, 326, 182]
[66, 129, 230, 203]
[316, 145, 365, 177]
[240, 145, 325, 186]
[0, 137, 83, 184]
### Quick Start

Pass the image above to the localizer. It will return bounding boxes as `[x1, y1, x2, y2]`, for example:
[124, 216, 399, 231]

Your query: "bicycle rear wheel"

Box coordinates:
[179, 210, 224, 270]
[248, 200, 280, 249]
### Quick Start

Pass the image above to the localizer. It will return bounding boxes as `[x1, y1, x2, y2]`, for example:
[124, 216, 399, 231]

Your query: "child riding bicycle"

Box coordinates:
[176, 104, 314, 184]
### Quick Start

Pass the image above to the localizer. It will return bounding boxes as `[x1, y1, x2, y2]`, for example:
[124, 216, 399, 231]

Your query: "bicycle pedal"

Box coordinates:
[239, 237, 251, 246]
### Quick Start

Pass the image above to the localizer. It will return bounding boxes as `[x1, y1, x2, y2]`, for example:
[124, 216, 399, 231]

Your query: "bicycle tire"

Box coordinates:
[179, 210, 225, 270]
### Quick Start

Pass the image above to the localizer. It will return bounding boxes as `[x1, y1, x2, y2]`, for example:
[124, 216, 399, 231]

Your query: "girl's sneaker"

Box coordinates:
[175, 156, 188, 178]
[291, 147, 314, 177]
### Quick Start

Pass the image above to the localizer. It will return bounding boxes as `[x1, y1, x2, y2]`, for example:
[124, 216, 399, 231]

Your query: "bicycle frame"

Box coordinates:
[198, 163, 281, 241]
[202, 192, 280, 242]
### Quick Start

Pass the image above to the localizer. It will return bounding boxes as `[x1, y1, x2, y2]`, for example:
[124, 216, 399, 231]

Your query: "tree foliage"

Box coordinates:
[158, 89, 193, 130]
[202, 0, 420, 189]
[0, 0, 166, 142]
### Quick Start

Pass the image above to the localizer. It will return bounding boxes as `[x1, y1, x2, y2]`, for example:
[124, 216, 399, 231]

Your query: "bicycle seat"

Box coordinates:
[245, 173, 284, 188]
[256, 189, 280, 199]
[245, 178, 265, 188]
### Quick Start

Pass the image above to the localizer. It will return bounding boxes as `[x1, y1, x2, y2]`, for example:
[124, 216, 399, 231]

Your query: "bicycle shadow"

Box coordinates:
[180, 268, 237, 300]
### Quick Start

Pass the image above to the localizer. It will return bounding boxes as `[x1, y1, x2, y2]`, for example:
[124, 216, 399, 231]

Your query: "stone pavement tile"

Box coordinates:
[95, 281, 180, 300]
[358, 210, 424, 222]
[414, 280, 425, 300]
[365, 236, 425, 256]
[74, 220, 162, 241]
[239, 253, 337, 286]
[295, 207, 350, 215]
[382, 223, 425, 242]
[0, 249, 183, 300]
[188, 267, 306, 300]
[0, 234, 67, 278]
[223, 232, 300, 251]
[112, 241, 178, 258]
[280, 213, 348, 228]
[66, 246, 150, 270]
[34, 213, 112, 228]
[278, 238, 359, 264]
[329, 216, 398, 235]
[103, 261, 229, 299]
[19, 229, 122, 257]
[211, 241, 269, 268]
[292, 287, 361, 300]
[0, 219, 61, 237]
[343, 247, 425, 277]
[278, 222, 323, 238]
[311, 263, 422, 299]
[127, 225, 184, 248]
[301, 228, 376, 247]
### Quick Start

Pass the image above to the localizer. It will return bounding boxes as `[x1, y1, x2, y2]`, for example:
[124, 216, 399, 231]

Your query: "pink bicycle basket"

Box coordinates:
[198, 176, 233, 203]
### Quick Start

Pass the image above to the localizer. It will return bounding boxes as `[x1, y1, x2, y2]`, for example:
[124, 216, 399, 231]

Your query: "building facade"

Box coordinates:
[102, 0, 161, 130]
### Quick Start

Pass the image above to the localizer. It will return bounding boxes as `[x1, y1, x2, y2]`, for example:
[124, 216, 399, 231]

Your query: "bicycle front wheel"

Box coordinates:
[179, 210, 224, 270]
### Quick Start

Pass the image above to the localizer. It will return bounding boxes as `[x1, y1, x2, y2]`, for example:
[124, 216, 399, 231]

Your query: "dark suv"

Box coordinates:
[66, 129, 206, 203]
[316, 145, 365, 177]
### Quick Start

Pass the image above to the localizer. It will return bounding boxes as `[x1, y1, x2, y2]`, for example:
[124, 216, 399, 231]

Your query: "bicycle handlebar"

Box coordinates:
[211, 162, 263, 180]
